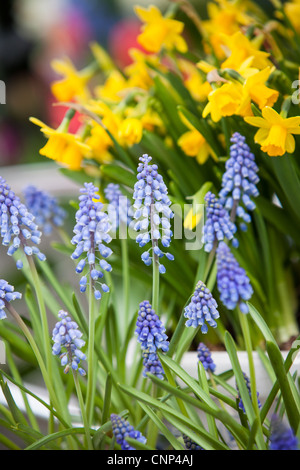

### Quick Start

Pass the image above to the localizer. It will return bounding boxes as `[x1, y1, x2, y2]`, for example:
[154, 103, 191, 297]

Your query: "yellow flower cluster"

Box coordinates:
[30, 1, 300, 170]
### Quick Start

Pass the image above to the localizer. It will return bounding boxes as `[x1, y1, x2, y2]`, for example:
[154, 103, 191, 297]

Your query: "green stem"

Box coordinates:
[86, 280, 97, 426]
[238, 308, 266, 449]
[121, 237, 130, 332]
[152, 258, 160, 314]
[73, 371, 93, 450]
[26, 256, 53, 381]
[5, 302, 60, 416]
[146, 383, 158, 449]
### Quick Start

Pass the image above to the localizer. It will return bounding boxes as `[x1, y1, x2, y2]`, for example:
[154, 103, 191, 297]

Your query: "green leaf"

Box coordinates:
[0, 373, 28, 426]
[25, 427, 88, 450]
[125, 437, 153, 451]
[119, 383, 227, 450]
[177, 105, 223, 156]
[270, 155, 300, 224]
[266, 341, 300, 432]
[100, 163, 136, 188]
[137, 402, 183, 450]
[224, 332, 256, 423]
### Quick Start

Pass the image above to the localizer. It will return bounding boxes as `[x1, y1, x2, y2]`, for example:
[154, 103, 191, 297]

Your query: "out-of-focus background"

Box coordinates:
[0, 0, 173, 169]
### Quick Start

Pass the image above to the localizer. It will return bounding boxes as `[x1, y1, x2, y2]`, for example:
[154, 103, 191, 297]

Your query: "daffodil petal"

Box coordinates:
[244, 116, 270, 128]
[285, 133, 295, 153]
[261, 106, 282, 125]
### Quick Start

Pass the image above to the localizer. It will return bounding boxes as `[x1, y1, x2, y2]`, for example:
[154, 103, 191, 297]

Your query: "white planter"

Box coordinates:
[180, 350, 300, 401]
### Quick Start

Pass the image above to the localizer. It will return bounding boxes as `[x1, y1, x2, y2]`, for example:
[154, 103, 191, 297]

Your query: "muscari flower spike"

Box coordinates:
[71, 183, 112, 300]
[202, 191, 237, 253]
[52, 310, 86, 376]
[110, 414, 147, 450]
[141, 349, 165, 380]
[0, 279, 22, 320]
[133, 154, 174, 274]
[219, 132, 259, 230]
[197, 342, 216, 373]
[184, 280, 219, 334]
[104, 183, 132, 231]
[216, 241, 253, 314]
[269, 414, 298, 451]
[183, 434, 203, 451]
[23, 185, 67, 235]
[0, 177, 46, 269]
[237, 372, 261, 413]
[135, 300, 169, 379]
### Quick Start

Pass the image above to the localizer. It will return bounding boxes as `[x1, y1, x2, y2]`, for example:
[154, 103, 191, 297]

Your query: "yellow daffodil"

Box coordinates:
[244, 106, 300, 156]
[134, 5, 187, 54]
[284, 0, 300, 33]
[51, 58, 94, 102]
[85, 101, 121, 138]
[184, 207, 202, 230]
[95, 70, 127, 103]
[29, 117, 90, 170]
[202, 0, 251, 59]
[118, 118, 143, 146]
[243, 67, 279, 109]
[178, 59, 212, 102]
[177, 112, 217, 164]
[221, 31, 272, 71]
[140, 108, 164, 132]
[178, 129, 214, 164]
[203, 82, 252, 122]
[85, 124, 114, 163]
[125, 48, 161, 90]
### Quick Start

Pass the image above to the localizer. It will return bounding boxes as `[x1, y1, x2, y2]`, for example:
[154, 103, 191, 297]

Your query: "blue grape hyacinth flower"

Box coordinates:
[71, 183, 112, 300]
[141, 349, 165, 380]
[133, 154, 174, 274]
[111, 414, 147, 450]
[269, 414, 298, 450]
[202, 191, 237, 252]
[0, 279, 22, 320]
[104, 183, 132, 231]
[237, 372, 261, 413]
[197, 342, 216, 373]
[183, 435, 203, 450]
[135, 300, 169, 378]
[52, 310, 86, 376]
[23, 185, 66, 235]
[219, 132, 259, 230]
[0, 177, 46, 269]
[216, 241, 253, 314]
[184, 281, 219, 334]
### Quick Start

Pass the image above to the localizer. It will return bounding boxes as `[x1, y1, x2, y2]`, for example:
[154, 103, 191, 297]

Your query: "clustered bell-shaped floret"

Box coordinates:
[216, 242, 253, 314]
[52, 310, 86, 376]
[184, 281, 219, 334]
[202, 191, 237, 252]
[23, 185, 66, 235]
[71, 183, 112, 300]
[197, 342, 216, 373]
[183, 434, 203, 451]
[269, 414, 298, 450]
[135, 300, 169, 379]
[110, 414, 147, 450]
[0, 279, 22, 320]
[104, 183, 132, 231]
[219, 133, 259, 230]
[133, 154, 174, 274]
[237, 372, 261, 413]
[0, 177, 46, 269]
